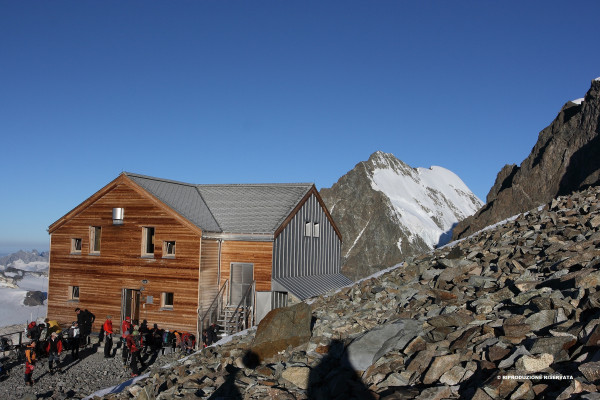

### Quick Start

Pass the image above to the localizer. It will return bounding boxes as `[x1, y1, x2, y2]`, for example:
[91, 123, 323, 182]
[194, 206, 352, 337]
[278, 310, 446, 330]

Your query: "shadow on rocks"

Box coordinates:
[208, 364, 242, 400]
[207, 350, 262, 400]
[308, 339, 375, 400]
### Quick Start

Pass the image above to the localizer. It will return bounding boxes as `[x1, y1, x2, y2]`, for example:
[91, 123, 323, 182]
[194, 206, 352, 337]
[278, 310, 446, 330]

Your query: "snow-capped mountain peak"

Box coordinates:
[321, 151, 482, 280]
[369, 151, 482, 248]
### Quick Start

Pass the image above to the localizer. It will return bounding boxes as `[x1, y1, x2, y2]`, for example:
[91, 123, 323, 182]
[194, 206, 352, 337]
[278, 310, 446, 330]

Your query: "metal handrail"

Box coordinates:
[199, 279, 229, 340]
[226, 280, 255, 332]
[0, 331, 24, 347]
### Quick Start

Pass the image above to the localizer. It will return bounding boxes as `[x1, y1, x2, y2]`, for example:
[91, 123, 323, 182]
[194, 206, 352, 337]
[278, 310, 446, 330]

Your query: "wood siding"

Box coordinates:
[219, 241, 273, 294]
[273, 193, 341, 278]
[199, 238, 220, 317]
[47, 181, 202, 334]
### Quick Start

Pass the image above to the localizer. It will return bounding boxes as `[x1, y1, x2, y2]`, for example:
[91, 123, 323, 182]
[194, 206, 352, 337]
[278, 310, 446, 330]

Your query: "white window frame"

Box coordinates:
[313, 223, 320, 238]
[305, 222, 312, 237]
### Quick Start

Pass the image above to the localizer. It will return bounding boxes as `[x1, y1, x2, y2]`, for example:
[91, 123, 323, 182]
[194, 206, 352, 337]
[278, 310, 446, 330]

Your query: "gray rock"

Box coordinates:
[23, 290, 46, 306]
[346, 319, 423, 371]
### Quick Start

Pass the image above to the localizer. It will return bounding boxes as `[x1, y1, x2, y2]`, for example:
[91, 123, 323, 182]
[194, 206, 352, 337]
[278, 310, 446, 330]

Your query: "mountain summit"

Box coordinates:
[320, 151, 482, 279]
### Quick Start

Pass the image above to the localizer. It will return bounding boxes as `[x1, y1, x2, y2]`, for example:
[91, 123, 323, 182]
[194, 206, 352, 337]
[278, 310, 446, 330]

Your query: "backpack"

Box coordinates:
[181, 332, 190, 344]
[122, 320, 132, 335]
[133, 334, 142, 350]
[26, 321, 37, 339]
[25, 346, 36, 364]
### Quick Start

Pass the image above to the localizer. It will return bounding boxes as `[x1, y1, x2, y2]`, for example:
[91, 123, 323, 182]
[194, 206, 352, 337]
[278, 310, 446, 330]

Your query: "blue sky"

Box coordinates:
[1, 1, 599, 253]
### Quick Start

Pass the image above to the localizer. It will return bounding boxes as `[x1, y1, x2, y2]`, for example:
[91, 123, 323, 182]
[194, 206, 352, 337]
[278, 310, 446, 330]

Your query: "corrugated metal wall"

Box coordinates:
[273, 194, 341, 278]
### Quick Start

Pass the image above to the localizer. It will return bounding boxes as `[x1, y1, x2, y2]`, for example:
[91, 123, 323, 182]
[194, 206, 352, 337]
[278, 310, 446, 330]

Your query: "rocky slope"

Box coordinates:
[320, 151, 482, 280]
[453, 78, 600, 241]
[96, 185, 600, 399]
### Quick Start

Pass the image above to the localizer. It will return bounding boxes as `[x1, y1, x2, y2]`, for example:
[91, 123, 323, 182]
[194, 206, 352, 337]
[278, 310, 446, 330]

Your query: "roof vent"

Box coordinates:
[113, 208, 124, 225]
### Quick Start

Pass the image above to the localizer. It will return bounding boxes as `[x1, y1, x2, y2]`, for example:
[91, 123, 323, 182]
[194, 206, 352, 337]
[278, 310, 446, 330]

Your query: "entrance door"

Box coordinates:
[121, 288, 140, 323]
[230, 263, 253, 306]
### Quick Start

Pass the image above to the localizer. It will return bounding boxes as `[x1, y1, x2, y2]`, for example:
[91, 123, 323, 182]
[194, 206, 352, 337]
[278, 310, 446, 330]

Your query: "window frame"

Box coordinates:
[141, 227, 155, 257]
[71, 238, 82, 254]
[304, 222, 312, 237]
[161, 292, 174, 310]
[313, 222, 320, 238]
[68, 285, 80, 301]
[163, 240, 176, 258]
[89, 226, 101, 254]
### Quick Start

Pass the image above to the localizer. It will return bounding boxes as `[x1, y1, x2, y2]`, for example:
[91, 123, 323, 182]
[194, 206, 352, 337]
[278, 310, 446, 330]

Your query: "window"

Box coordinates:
[305, 222, 312, 237]
[163, 241, 176, 257]
[142, 227, 155, 256]
[161, 292, 174, 309]
[313, 223, 320, 238]
[68, 285, 80, 301]
[71, 238, 82, 254]
[90, 226, 101, 254]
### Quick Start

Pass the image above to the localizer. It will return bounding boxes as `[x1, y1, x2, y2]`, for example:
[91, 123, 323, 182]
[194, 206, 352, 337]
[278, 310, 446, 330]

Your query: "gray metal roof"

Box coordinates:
[126, 173, 222, 232]
[125, 173, 313, 234]
[196, 184, 313, 234]
[273, 273, 353, 300]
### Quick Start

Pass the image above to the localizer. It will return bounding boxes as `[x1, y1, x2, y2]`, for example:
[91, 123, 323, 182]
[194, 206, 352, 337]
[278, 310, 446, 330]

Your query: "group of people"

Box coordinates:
[22, 308, 212, 385]
[23, 307, 95, 386]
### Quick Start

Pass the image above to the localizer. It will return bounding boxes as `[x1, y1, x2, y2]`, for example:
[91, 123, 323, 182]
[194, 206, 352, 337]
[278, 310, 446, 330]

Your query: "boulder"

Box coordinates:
[251, 302, 312, 362]
[423, 353, 461, 384]
[346, 319, 423, 371]
[579, 361, 600, 382]
[281, 366, 311, 390]
[516, 353, 554, 373]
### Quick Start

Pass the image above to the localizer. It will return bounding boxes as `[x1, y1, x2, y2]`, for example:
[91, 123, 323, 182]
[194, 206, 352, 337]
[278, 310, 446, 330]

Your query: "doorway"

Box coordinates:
[230, 263, 253, 306]
[121, 288, 140, 323]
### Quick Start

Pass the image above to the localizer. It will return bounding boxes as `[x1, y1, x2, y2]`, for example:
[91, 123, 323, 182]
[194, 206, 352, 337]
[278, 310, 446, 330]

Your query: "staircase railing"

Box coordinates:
[225, 281, 255, 335]
[199, 279, 228, 342]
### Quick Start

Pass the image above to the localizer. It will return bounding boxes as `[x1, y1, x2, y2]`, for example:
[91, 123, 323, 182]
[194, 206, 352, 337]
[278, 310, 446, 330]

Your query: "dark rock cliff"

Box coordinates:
[453, 78, 600, 240]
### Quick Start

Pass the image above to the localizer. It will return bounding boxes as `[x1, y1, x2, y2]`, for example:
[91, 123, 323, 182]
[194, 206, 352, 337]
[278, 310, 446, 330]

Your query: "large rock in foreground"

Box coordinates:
[251, 302, 312, 362]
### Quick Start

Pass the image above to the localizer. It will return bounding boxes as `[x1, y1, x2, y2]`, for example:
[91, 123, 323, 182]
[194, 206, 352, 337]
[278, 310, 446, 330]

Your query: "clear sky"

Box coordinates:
[1, 1, 599, 253]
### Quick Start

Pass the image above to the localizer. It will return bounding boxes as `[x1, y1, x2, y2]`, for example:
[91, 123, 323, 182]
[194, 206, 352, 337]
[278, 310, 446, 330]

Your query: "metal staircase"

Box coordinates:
[199, 280, 255, 343]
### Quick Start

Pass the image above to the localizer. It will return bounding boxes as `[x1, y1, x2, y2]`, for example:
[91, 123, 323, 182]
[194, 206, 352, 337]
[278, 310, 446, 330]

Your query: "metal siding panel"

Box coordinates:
[275, 193, 341, 282]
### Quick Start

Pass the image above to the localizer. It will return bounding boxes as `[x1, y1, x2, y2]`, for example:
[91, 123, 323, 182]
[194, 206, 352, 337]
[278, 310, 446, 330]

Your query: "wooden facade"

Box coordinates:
[47, 173, 345, 339]
[48, 176, 204, 334]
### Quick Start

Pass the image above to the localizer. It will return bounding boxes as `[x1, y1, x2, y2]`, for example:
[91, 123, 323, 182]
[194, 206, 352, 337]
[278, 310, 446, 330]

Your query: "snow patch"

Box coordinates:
[345, 220, 370, 257]
[370, 163, 482, 249]
[10, 259, 49, 272]
[0, 257, 48, 328]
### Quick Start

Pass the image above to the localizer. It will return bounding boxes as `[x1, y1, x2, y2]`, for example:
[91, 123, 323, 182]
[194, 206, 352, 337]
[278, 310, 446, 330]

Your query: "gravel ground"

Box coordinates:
[0, 335, 186, 400]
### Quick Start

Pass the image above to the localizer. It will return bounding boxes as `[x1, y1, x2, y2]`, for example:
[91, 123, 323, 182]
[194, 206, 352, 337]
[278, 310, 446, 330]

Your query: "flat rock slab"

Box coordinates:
[346, 319, 423, 371]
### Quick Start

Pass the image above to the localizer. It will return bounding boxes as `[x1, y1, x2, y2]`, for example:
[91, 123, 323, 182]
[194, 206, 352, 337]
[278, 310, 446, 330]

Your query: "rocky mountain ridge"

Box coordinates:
[97, 184, 600, 399]
[0, 249, 49, 267]
[453, 78, 600, 241]
[321, 151, 482, 280]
